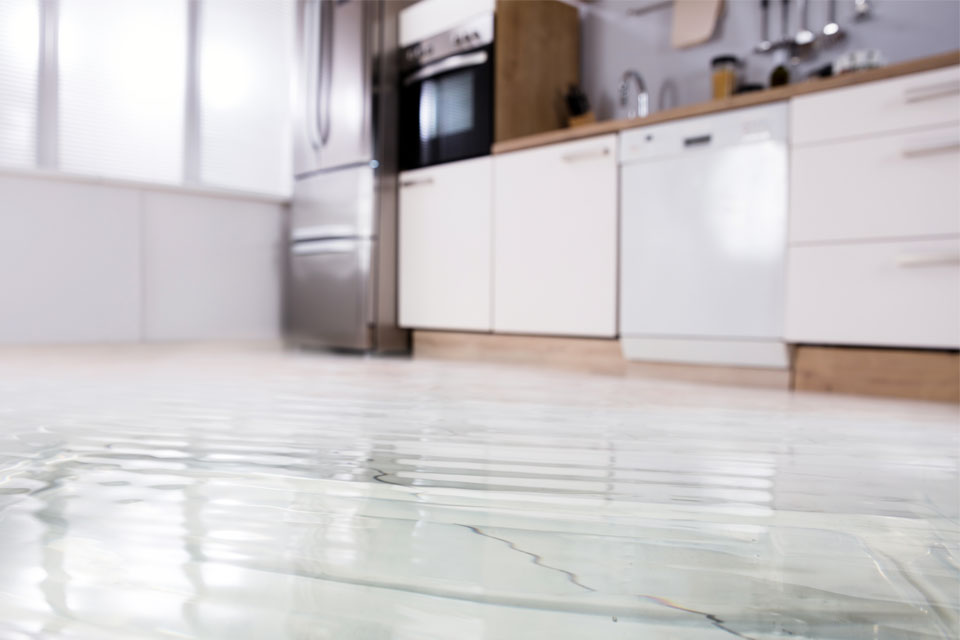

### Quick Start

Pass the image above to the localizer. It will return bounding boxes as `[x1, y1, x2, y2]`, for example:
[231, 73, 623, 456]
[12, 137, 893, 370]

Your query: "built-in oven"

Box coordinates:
[399, 12, 494, 171]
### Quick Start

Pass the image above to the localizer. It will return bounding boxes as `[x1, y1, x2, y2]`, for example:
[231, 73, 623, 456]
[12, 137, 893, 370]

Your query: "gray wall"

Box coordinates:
[580, 0, 960, 120]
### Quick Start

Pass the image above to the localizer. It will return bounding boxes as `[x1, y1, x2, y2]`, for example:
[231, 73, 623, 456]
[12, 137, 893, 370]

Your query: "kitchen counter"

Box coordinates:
[491, 49, 960, 154]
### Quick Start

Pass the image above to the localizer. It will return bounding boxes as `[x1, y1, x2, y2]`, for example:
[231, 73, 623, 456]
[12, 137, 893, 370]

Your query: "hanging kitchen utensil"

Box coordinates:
[755, 0, 773, 52]
[672, 0, 724, 49]
[821, 0, 844, 42]
[793, 0, 816, 60]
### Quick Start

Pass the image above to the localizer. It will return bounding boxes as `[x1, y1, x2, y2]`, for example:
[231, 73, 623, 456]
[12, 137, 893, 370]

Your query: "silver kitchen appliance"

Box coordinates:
[287, 0, 407, 352]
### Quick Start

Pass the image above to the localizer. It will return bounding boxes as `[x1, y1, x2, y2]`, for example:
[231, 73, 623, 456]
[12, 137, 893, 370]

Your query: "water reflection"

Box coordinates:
[0, 349, 957, 638]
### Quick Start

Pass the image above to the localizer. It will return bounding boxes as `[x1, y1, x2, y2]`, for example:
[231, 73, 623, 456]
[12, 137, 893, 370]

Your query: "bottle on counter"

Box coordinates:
[770, 49, 790, 87]
[711, 55, 741, 99]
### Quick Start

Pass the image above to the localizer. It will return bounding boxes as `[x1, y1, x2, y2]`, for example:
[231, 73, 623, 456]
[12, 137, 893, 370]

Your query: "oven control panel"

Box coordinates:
[401, 13, 494, 73]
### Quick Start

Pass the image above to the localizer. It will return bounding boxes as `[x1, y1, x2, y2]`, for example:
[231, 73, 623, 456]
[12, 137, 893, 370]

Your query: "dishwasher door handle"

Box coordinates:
[683, 134, 712, 148]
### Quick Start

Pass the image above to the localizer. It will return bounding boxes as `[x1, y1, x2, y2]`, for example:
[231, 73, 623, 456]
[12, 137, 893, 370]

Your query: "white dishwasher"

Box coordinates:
[619, 103, 789, 368]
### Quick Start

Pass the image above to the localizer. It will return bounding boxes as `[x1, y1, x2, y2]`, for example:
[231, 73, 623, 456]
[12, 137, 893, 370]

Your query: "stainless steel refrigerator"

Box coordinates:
[287, 0, 408, 353]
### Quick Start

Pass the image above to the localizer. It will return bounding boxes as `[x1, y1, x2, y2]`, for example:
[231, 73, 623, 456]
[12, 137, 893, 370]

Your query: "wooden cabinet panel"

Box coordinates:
[494, 0, 579, 142]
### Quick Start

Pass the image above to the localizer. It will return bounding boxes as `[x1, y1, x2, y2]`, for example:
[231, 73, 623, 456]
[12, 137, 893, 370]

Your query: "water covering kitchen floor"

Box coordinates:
[0, 345, 957, 639]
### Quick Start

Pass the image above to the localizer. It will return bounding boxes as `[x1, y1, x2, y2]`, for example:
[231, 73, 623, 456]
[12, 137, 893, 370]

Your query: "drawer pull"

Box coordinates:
[401, 177, 434, 188]
[902, 140, 960, 158]
[896, 252, 960, 268]
[562, 147, 610, 163]
[904, 81, 960, 103]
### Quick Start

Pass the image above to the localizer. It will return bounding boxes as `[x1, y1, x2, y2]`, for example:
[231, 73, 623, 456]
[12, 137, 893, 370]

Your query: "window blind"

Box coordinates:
[58, 0, 187, 183]
[0, 0, 39, 168]
[199, 0, 293, 196]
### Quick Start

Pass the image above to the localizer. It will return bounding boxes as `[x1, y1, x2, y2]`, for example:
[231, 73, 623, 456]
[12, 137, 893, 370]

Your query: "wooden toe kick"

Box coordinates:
[793, 346, 960, 403]
[412, 332, 959, 402]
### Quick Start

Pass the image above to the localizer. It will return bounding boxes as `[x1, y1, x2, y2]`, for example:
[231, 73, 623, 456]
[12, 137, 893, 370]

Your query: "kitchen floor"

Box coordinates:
[0, 345, 956, 639]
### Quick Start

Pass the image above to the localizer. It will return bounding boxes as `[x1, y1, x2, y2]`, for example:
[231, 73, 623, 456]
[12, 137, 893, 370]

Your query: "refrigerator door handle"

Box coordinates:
[318, 0, 335, 146]
[292, 239, 359, 256]
[291, 224, 359, 242]
[303, 0, 322, 151]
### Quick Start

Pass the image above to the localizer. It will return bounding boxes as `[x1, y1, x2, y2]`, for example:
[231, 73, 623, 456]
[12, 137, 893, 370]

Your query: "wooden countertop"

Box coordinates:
[491, 50, 960, 155]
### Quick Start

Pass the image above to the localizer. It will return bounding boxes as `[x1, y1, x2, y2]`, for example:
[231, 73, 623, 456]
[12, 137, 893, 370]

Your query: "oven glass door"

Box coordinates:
[400, 45, 493, 171]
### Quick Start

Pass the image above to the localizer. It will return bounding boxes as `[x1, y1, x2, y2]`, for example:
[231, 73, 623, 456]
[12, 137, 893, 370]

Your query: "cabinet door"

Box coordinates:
[791, 65, 960, 145]
[398, 157, 492, 331]
[493, 135, 618, 337]
[785, 238, 960, 349]
[790, 124, 960, 243]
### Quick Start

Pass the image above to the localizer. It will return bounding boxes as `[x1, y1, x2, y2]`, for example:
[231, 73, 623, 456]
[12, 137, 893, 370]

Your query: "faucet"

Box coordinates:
[619, 70, 649, 119]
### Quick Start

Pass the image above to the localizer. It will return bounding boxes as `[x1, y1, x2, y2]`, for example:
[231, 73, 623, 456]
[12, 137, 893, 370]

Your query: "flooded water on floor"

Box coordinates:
[0, 347, 957, 639]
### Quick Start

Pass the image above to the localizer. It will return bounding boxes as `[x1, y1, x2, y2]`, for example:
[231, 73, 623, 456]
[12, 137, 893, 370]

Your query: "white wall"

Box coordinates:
[0, 173, 285, 344]
[581, 0, 960, 120]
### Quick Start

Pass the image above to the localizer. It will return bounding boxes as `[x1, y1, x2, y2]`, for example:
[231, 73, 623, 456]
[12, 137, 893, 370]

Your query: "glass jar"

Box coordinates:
[711, 55, 740, 100]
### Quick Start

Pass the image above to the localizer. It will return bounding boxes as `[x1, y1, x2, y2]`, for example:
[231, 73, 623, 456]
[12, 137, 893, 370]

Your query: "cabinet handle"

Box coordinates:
[561, 147, 610, 163]
[896, 252, 960, 268]
[400, 177, 434, 188]
[903, 80, 960, 103]
[901, 140, 960, 158]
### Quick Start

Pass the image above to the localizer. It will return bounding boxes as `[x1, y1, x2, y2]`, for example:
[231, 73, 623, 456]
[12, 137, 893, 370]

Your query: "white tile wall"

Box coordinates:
[142, 192, 282, 341]
[0, 174, 284, 344]
[0, 175, 141, 343]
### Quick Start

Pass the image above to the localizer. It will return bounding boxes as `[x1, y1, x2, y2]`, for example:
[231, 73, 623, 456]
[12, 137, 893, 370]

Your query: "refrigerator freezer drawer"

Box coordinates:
[285, 237, 375, 350]
[291, 165, 376, 240]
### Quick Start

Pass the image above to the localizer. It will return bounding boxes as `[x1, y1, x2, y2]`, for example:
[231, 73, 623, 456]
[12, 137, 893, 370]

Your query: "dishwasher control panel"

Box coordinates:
[619, 103, 788, 164]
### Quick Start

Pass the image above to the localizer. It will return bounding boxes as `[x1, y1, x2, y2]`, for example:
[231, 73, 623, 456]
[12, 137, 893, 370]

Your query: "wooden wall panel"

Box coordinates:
[494, 0, 580, 142]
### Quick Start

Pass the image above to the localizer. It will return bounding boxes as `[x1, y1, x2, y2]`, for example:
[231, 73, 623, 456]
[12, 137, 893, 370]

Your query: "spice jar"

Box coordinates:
[711, 55, 740, 99]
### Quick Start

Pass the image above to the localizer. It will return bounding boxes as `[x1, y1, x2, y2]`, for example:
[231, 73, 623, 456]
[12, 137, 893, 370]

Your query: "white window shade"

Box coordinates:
[0, 0, 39, 168]
[199, 0, 293, 197]
[58, 0, 186, 183]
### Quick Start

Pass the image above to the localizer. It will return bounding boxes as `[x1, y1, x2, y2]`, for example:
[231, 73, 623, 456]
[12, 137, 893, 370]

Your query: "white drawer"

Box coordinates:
[792, 66, 960, 145]
[619, 102, 787, 164]
[790, 123, 960, 243]
[785, 238, 960, 349]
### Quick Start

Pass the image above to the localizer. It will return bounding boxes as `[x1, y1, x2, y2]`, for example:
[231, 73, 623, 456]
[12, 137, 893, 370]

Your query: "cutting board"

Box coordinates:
[672, 0, 723, 49]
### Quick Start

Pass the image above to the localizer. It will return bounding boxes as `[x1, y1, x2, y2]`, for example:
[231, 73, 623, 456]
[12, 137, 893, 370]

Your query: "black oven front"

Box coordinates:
[399, 14, 494, 171]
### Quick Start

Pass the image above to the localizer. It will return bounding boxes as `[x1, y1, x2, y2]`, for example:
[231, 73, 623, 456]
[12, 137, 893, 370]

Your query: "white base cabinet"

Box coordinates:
[492, 135, 618, 337]
[790, 124, 960, 243]
[787, 64, 960, 349]
[398, 157, 493, 331]
[785, 238, 960, 349]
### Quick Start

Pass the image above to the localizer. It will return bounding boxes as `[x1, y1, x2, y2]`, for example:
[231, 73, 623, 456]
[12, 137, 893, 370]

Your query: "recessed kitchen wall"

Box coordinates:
[581, 0, 960, 119]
